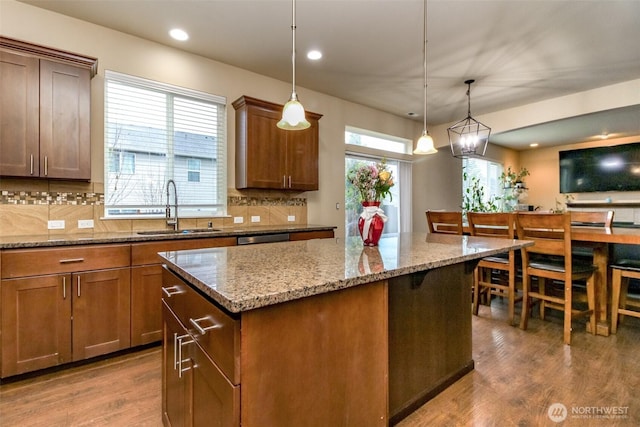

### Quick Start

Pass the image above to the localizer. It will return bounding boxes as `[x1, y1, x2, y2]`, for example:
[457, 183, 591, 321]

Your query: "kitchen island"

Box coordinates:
[160, 232, 530, 426]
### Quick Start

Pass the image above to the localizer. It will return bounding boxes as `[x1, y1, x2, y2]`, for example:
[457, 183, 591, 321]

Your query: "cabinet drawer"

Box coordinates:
[132, 237, 237, 266]
[162, 267, 240, 385]
[1, 245, 131, 279]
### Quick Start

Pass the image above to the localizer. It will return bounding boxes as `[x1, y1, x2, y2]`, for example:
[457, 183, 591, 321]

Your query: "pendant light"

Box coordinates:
[413, 0, 437, 155]
[447, 79, 490, 158]
[277, 0, 310, 130]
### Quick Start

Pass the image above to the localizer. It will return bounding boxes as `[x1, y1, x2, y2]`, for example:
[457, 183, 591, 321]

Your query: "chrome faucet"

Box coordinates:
[166, 179, 178, 231]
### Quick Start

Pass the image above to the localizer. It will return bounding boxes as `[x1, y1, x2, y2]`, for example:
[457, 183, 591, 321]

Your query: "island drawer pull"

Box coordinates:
[177, 334, 193, 378]
[59, 258, 85, 264]
[162, 286, 184, 297]
[189, 316, 221, 335]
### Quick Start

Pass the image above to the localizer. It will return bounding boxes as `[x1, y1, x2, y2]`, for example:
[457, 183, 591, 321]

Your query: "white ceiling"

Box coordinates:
[18, 0, 640, 150]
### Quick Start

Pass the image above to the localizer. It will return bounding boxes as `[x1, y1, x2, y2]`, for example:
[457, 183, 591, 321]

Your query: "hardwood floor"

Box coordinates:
[0, 347, 162, 426]
[1, 301, 639, 426]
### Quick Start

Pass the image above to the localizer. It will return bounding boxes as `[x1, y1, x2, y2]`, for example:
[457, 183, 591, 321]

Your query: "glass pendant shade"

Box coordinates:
[278, 0, 309, 131]
[413, 0, 437, 155]
[277, 93, 310, 130]
[414, 130, 437, 154]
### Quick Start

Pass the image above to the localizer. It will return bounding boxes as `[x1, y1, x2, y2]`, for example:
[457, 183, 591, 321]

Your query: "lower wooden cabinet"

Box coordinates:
[1, 274, 72, 376]
[0, 267, 130, 377]
[72, 268, 131, 361]
[162, 301, 240, 427]
[162, 302, 191, 427]
[131, 265, 163, 346]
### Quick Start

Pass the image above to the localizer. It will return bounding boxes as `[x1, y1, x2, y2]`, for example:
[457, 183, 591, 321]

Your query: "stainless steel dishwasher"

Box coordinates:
[237, 233, 290, 245]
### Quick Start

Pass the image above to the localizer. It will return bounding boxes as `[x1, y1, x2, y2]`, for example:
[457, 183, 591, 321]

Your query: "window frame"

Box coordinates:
[103, 70, 227, 219]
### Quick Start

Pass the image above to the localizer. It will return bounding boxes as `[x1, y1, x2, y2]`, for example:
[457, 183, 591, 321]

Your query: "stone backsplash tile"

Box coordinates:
[0, 188, 308, 236]
[0, 205, 49, 236]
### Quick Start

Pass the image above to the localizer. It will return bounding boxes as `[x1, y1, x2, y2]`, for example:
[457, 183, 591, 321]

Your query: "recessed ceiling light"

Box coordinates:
[169, 29, 189, 41]
[407, 112, 417, 117]
[307, 50, 322, 60]
[529, 143, 539, 147]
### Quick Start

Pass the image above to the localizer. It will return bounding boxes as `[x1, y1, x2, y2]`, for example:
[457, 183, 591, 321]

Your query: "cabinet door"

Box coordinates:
[191, 342, 240, 427]
[39, 59, 91, 180]
[162, 302, 191, 427]
[131, 265, 163, 346]
[1, 274, 72, 377]
[241, 105, 287, 189]
[72, 268, 131, 361]
[286, 118, 319, 191]
[0, 50, 39, 177]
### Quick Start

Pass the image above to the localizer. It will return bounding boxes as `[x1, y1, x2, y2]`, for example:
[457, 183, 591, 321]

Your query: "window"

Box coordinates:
[346, 126, 411, 155]
[462, 157, 504, 212]
[187, 158, 201, 182]
[109, 151, 135, 175]
[104, 71, 226, 217]
[345, 128, 413, 239]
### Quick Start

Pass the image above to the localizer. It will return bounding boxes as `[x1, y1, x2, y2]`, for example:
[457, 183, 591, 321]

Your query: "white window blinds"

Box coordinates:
[104, 70, 226, 217]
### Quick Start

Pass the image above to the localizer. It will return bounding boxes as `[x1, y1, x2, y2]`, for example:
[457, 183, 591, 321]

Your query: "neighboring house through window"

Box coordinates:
[104, 71, 226, 217]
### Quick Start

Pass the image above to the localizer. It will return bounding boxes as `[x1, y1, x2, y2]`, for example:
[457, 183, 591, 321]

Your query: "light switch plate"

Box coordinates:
[78, 219, 94, 229]
[251, 215, 260, 223]
[287, 215, 295, 222]
[233, 216, 244, 224]
[48, 220, 65, 230]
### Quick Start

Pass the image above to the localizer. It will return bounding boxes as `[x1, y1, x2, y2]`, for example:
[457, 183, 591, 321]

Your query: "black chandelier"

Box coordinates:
[447, 79, 490, 158]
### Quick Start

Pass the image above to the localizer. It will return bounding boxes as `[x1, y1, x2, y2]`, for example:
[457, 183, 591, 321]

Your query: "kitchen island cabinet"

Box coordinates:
[160, 233, 530, 425]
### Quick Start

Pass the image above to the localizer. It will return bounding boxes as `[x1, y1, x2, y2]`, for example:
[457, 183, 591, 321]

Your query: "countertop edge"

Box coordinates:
[0, 225, 337, 249]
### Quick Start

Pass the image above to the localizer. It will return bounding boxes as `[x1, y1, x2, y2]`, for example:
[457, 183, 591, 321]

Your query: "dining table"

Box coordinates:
[571, 225, 640, 336]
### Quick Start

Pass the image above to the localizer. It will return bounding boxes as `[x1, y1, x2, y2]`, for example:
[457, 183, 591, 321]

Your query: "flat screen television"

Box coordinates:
[559, 142, 640, 193]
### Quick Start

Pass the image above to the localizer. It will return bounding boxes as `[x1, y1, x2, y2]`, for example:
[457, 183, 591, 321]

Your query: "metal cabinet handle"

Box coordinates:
[189, 316, 221, 335]
[288, 175, 292, 188]
[283, 175, 287, 188]
[60, 258, 84, 264]
[30, 154, 34, 175]
[177, 334, 193, 378]
[162, 286, 184, 298]
[173, 333, 179, 370]
[44, 156, 48, 176]
[77, 276, 81, 297]
[62, 276, 66, 299]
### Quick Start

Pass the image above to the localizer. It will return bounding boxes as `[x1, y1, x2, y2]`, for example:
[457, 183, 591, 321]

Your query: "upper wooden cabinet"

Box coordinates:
[0, 37, 97, 180]
[233, 95, 322, 191]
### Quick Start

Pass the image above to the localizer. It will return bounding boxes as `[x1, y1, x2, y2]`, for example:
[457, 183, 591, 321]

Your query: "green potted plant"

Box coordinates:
[500, 166, 530, 188]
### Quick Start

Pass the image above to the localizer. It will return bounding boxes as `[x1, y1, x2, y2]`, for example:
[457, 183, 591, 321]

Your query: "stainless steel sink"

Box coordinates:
[137, 228, 220, 235]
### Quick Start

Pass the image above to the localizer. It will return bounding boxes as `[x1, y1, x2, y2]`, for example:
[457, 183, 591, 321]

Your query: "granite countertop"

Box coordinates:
[160, 232, 532, 313]
[0, 224, 336, 249]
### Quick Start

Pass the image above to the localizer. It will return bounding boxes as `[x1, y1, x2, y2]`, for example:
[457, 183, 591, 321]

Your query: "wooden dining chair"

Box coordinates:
[516, 212, 597, 345]
[570, 210, 614, 228]
[570, 210, 614, 258]
[426, 211, 463, 235]
[610, 259, 640, 333]
[467, 212, 520, 325]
